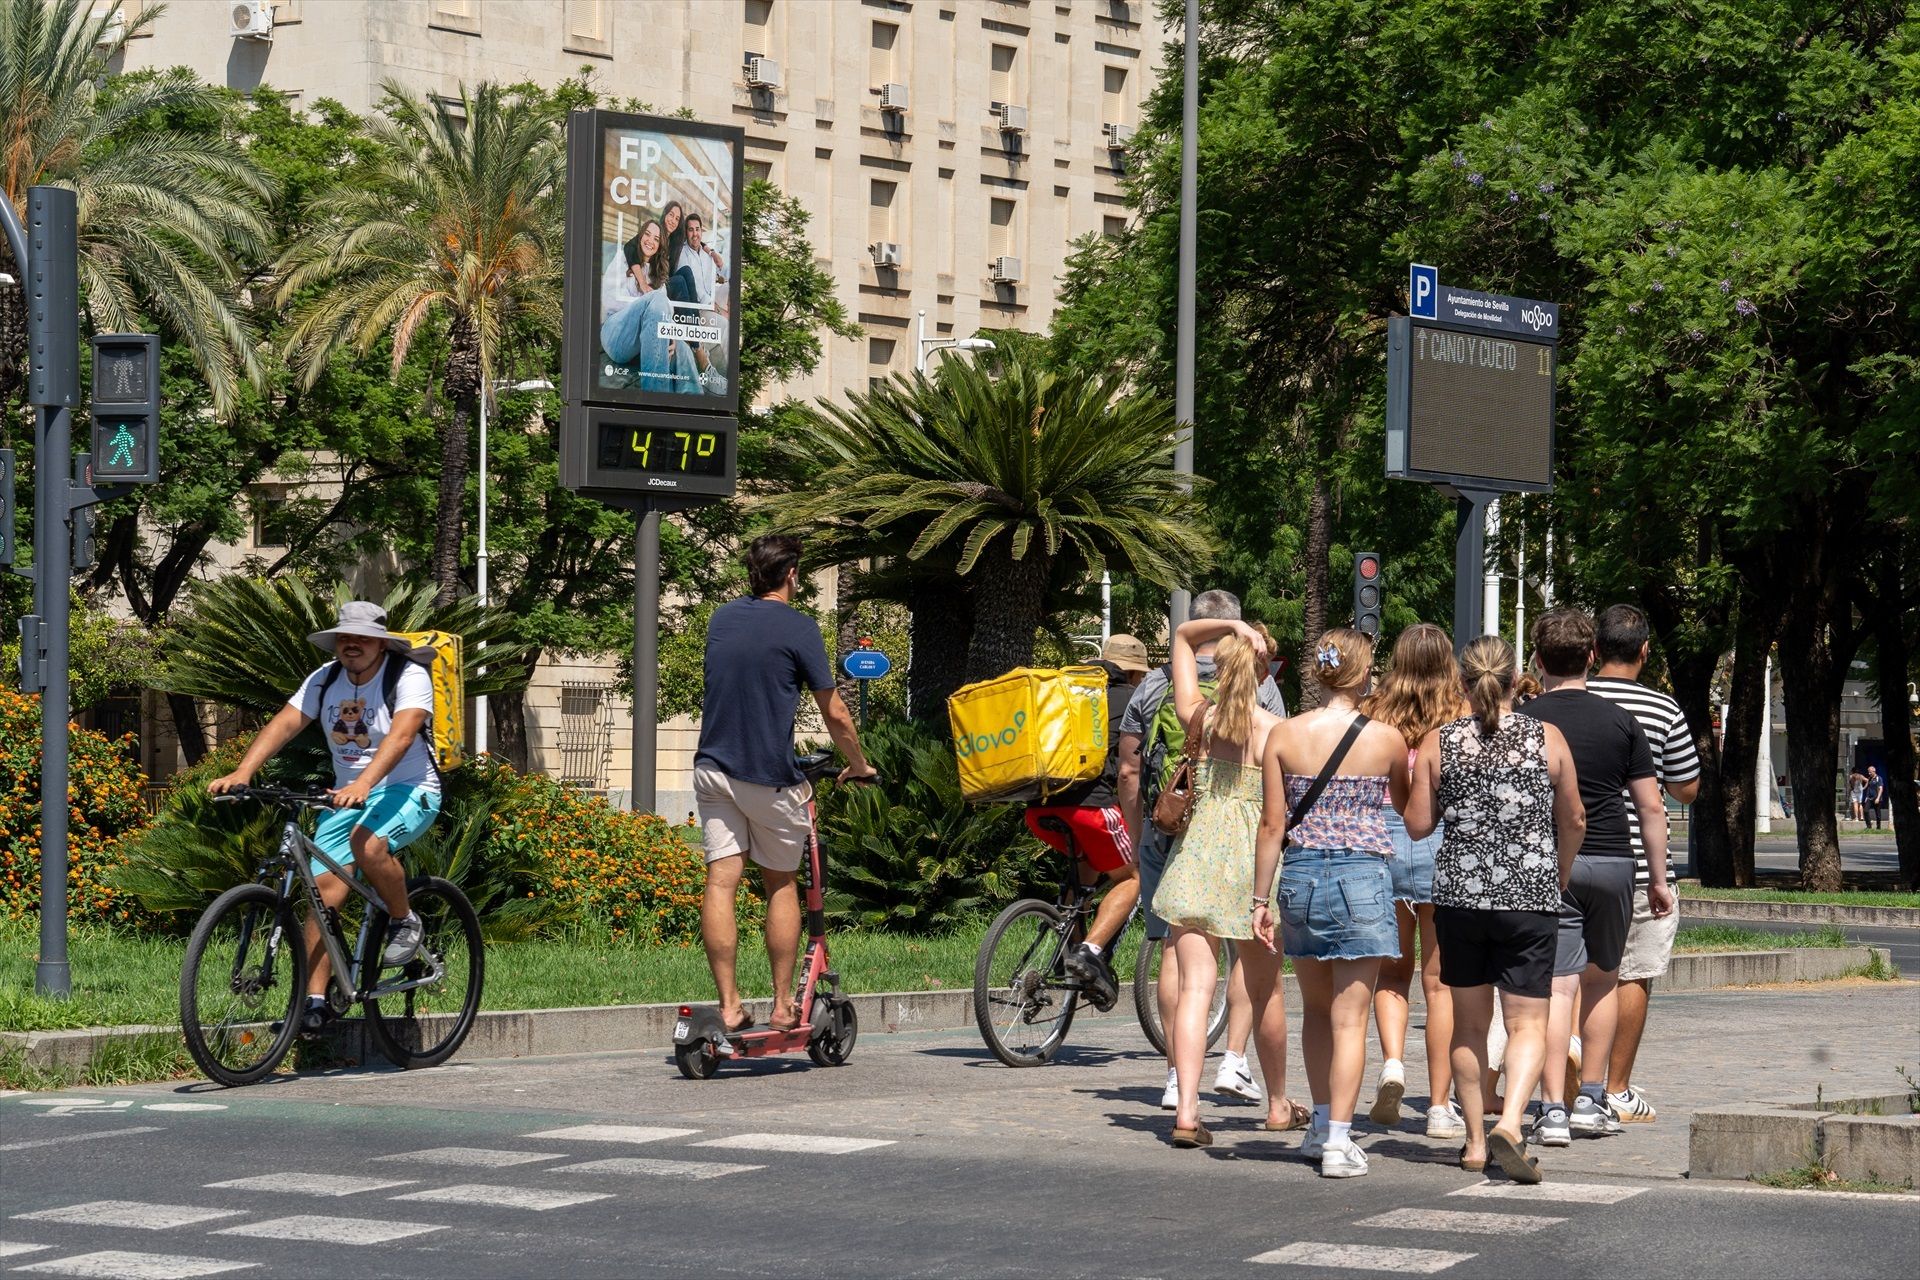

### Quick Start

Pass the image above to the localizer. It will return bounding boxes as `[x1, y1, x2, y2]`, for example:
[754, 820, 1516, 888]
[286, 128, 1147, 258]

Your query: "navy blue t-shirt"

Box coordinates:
[694, 597, 836, 788]
[1522, 687, 1656, 860]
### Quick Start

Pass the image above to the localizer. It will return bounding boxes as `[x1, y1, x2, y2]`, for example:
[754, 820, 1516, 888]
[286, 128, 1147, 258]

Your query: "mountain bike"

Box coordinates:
[972, 816, 1232, 1067]
[178, 785, 484, 1087]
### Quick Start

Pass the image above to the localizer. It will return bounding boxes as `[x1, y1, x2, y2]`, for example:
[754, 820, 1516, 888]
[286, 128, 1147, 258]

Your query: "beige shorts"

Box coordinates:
[694, 764, 813, 873]
[1618, 884, 1680, 981]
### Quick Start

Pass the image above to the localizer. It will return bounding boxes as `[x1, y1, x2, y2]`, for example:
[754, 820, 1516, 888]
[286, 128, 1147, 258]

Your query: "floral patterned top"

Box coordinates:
[1433, 713, 1561, 911]
[1284, 775, 1391, 854]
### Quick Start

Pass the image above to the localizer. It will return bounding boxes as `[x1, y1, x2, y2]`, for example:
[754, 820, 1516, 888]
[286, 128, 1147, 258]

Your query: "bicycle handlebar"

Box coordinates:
[795, 750, 880, 786]
[211, 784, 335, 809]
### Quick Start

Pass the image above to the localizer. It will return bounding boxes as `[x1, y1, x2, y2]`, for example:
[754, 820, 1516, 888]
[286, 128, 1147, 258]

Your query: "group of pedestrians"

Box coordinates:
[1112, 591, 1698, 1183]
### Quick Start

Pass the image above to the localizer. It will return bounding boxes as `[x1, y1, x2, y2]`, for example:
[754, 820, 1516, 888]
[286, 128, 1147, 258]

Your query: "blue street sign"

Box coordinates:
[843, 649, 892, 680]
[1409, 262, 1439, 319]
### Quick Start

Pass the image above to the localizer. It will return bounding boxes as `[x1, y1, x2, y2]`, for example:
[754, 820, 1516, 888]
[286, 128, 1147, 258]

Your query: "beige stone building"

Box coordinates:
[112, 0, 1163, 812]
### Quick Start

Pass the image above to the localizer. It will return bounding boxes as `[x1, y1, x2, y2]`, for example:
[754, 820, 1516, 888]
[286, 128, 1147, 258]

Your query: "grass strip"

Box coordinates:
[1671, 923, 1853, 953]
[1679, 885, 1920, 909]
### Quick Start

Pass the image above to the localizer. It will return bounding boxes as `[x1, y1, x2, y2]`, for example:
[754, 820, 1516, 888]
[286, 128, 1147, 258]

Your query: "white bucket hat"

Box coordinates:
[308, 600, 408, 654]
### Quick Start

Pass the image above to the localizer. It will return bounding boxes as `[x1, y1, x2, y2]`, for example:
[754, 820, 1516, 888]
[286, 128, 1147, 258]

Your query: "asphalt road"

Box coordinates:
[4, 985, 1917, 1280]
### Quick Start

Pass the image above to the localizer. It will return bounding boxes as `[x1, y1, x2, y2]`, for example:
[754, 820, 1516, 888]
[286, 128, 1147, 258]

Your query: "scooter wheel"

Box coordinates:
[675, 1039, 721, 1080]
[807, 998, 857, 1067]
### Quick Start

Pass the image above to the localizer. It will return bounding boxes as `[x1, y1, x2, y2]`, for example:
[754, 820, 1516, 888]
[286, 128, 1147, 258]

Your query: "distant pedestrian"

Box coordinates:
[1521, 609, 1674, 1148]
[1862, 766, 1888, 830]
[1250, 629, 1412, 1179]
[1587, 605, 1702, 1126]
[1361, 623, 1468, 1139]
[1848, 768, 1867, 823]
[1405, 635, 1586, 1182]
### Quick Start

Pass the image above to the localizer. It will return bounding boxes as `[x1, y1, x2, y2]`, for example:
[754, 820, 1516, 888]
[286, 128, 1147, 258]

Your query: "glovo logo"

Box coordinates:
[956, 709, 1026, 759]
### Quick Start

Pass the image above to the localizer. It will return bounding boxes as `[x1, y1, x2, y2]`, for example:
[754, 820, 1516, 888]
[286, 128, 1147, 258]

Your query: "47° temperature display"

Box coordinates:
[596, 423, 729, 477]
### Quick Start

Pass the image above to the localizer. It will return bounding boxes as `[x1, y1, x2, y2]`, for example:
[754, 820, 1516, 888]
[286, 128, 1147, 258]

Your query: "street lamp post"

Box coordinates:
[916, 308, 995, 373]
[475, 377, 554, 759]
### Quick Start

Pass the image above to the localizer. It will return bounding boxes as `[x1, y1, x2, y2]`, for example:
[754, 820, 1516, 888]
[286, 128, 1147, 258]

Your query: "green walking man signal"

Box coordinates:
[89, 334, 160, 483]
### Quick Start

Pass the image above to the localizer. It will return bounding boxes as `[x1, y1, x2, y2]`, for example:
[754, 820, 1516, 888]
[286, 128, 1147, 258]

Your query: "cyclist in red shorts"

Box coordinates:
[1024, 634, 1150, 1010]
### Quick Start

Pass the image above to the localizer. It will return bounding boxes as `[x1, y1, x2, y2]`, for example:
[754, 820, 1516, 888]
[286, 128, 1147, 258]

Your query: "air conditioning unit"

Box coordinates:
[989, 255, 1022, 284]
[870, 242, 903, 268]
[92, 5, 125, 46]
[879, 83, 910, 113]
[229, 0, 273, 41]
[996, 104, 1029, 134]
[745, 56, 782, 89]
[1103, 122, 1135, 149]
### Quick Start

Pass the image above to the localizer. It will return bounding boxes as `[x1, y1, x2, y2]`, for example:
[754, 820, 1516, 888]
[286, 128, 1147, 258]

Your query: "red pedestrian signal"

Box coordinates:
[1353, 551, 1383, 637]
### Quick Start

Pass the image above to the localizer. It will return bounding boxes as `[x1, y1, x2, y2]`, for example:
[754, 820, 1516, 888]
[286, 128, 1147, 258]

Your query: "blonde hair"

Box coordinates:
[1460, 634, 1517, 736]
[1312, 627, 1373, 695]
[1208, 627, 1269, 747]
[1363, 623, 1465, 743]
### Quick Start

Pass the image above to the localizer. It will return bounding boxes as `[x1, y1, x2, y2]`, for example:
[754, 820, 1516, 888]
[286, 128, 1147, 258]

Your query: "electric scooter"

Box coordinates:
[673, 750, 876, 1078]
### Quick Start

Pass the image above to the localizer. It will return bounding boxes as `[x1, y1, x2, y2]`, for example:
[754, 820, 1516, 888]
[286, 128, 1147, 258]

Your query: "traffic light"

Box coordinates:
[1353, 550, 1383, 637]
[89, 334, 160, 483]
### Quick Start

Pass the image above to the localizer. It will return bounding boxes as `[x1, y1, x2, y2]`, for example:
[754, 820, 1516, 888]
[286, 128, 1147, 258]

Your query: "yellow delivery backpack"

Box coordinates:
[395, 630, 466, 774]
[948, 666, 1109, 804]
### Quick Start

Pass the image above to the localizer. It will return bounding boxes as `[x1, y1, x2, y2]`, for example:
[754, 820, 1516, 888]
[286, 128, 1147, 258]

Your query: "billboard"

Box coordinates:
[563, 110, 745, 415]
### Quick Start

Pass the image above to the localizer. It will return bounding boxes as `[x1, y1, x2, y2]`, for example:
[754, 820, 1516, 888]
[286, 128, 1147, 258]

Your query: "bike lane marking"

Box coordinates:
[0, 1127, 165, 1152]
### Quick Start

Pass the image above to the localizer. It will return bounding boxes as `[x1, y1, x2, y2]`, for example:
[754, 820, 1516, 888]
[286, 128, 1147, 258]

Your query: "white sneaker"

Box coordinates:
[1537, 1106, 1571, 1147]
[1319, 1140, 1370, 1178]
[1300, 1120, 1329, 1161]
[1368, 1058, 1406, 1126]
[1160, 1068, 1179, 1111]
[1570, 1094, 1622, 1136]
[1213, 1054, 1263, 1104]
[1608, 1087, 1657, 1123]
[1425, 1103, 1467, 1139]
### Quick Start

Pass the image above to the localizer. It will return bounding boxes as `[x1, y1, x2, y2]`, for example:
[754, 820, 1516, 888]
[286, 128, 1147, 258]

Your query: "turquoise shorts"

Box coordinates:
[310, 784, 441, 879]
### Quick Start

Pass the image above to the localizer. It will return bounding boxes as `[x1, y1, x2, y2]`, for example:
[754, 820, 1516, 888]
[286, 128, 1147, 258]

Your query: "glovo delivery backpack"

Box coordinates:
[316, 630, 465, 778]
[947, 666, 1109, 804]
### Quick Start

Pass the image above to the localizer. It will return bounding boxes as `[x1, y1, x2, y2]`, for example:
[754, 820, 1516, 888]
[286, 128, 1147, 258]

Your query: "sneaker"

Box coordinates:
[1062, 944, 1119, 1012]
[1608, 1087, 1657, 1124]
[382, 913, 425, 968]
[1214, 1054, 1263, 1104]
[1425, 1103, 1467, 1140]
[1300, 1120, 1329, 1161]
[1160, 1068, 1180, 1111]
[1319, 1140, 1370, 1179]
[1368, 1059, 1406, 1126]
[273, 1000, 334, 1038]
[1537, 1106, 1572, 1147]
[1569, 1094, 1618, 1137]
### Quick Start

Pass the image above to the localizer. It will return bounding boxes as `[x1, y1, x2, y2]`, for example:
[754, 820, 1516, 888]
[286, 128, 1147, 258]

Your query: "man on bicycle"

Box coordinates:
[1023, 634, 1151, 1011]
[209, 601, 441, 1032]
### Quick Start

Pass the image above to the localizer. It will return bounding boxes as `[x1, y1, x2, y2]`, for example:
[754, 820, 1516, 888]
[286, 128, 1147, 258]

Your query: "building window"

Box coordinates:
[744, 0, 781, 63]
[870, 20, 898, 85]
[745, 158, 773, 185]
[1103, 64, 1129, 121]
[868, 179, 898, 244]
[429, 0, 479, 36]
[989, 197, 1017, 259]
[252, 492, 291, 549]
[990, 43, 1019, 104]
[564, 0, 611, 57]
[745, 0, 773, 26]
[869, 337, 898, 373]
[1103, 215, 1126, 239]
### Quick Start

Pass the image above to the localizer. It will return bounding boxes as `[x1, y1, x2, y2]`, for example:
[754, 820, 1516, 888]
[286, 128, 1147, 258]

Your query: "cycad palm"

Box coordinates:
[276, 80, 563, 606]
[0, 0, 273, 412]
[779, 357, 1212, 685]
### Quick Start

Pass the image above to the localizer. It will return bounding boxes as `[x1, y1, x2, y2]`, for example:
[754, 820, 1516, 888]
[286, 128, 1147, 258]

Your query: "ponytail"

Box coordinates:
[1209, 633, 1262, 746]
[1459, 634, 1516, 737]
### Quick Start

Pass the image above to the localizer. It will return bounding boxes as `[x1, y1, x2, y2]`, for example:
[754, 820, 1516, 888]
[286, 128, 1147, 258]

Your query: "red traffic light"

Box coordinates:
[1357, 555, 1379, 580]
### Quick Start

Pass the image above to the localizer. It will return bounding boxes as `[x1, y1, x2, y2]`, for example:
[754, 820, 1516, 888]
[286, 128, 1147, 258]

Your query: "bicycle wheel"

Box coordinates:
[180, 883, 306, 1088]
[972, 899, 1078, 1067]
[1133, 934, 1235, 1056]
[365, 876, 484, 1069]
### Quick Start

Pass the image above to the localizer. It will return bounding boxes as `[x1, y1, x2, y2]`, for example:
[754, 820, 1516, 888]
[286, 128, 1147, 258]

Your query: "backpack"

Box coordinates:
[1141, 668, 1218, 797]
[316, 630, 465, 777]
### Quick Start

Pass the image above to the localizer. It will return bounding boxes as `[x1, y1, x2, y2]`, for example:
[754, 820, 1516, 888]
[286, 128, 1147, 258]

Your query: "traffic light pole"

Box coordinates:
[1452, 489, 1502, 655]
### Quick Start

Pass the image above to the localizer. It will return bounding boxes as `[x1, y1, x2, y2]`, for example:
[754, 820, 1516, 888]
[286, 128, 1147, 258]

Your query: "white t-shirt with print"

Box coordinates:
[291, 655, 439, 794]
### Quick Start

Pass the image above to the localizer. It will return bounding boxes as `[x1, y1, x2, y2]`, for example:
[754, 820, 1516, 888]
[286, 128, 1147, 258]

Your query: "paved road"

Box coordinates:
[4, 984, 1916, 1279]
[1675, 834, 1902, 879]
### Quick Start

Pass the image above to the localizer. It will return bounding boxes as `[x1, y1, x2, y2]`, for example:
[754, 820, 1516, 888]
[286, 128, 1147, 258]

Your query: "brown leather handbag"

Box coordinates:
[1150, 703, 1210, 837]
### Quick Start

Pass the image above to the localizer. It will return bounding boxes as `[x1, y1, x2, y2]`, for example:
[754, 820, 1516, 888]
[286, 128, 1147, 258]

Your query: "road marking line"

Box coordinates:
[14, 1098, 107, 1107]
[142, 1104, 227, 1113]
[0, 1243, 53, 1257]
[1450, 1180, 1647, 1205]
[691, 1133, 896, 1155]
[1356, 1208, 1568, 1235]
[374, 1147, 564, 1168]
[392, 1184, 612, 1211]
[1249, 1242, 1476, 1273]
[523, 1125, 700, 1144]
[214, 1215, 445, 1246]
[14, 1202, 246, 1231]
[206, 1174, 418, 1197]
[0, 1126, 165, 1153]
[1671, 1181, 1920, 1206]
[553, 1157, 764, 1180]
[16, 1250, 255, 1278]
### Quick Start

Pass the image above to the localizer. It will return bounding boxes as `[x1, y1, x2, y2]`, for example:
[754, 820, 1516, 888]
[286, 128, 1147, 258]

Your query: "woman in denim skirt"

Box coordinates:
[1249, 628, 1411, 1179]
[1361, 624, 1467, 1139]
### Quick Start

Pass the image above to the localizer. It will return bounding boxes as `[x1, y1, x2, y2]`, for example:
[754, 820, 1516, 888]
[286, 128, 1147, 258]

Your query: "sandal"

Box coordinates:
[1262, 1097, 1313, 1132]
[1459, 1145, 1487, 1173]
[1171, 1122, 1214, 1149]
[1488, 1128, 1542, 1184]
[723, 1009, 755, 1035]
[768, 1004, 803, 1032]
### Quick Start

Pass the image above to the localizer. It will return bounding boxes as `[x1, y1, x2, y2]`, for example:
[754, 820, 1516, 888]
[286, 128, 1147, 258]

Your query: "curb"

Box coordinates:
[1691, 1092, 1919, 1183]
[1679, 898, 1920, 929]
[0, 945, 1892, 1077]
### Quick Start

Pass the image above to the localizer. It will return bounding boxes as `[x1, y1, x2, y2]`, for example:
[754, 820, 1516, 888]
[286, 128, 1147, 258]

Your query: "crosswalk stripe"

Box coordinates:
[13, 1203, 245, 1231]
[206, 1174, 417, 1198]
[16, 1250, 255, 1278]
[691, 1133, 895, 1155]
[522, 1125, 699, 1144]
[1450, 1180, 1647, 1204]
[0, 1243, 53, 1257]
[391, 1184, 612, 1211]
[374, 1147, 563, 1168]
[213, 1215, 445, 1246]
[1356, 1208, 1568, 1235]
[553, 1157, 764, 1180]
[1249, 1242, 1476, 1273]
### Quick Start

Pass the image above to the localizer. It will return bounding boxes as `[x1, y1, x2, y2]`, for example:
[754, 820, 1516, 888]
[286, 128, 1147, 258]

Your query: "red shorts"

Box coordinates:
[1024, 806, 1136, 874]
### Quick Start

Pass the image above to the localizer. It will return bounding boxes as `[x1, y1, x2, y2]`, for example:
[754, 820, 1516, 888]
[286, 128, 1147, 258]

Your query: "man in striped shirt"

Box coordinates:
[1587, 604, 1702, 1124]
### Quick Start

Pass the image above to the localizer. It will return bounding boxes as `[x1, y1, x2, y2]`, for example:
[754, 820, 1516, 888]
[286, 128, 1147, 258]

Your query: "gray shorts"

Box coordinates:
[1136, 821, 1173, 941]
[1554, 856, 1634, 976]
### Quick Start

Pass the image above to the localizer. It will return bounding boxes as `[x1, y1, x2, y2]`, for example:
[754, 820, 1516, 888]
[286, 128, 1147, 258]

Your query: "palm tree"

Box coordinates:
[0, 0, 273, 413]
[776, 356, 1213, 693]
[276, 80, 563, 606]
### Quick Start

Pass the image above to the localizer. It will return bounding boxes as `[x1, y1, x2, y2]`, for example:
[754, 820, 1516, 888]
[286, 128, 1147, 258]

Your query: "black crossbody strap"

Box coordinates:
[1286, 713, 1370, 839]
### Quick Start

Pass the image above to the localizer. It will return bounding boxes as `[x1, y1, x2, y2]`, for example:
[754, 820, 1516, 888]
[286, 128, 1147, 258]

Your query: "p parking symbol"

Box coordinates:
[1409, 263, 1438, 319]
